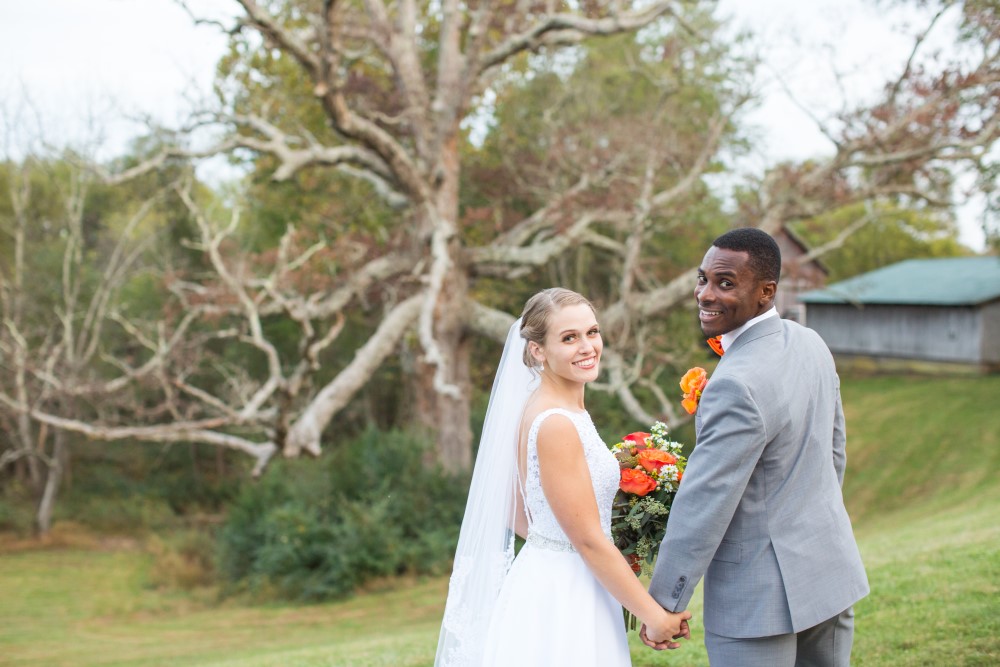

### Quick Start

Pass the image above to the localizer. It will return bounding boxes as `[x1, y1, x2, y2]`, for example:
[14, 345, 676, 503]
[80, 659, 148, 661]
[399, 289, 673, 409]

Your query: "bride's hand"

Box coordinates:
[640, 610, 692, 650]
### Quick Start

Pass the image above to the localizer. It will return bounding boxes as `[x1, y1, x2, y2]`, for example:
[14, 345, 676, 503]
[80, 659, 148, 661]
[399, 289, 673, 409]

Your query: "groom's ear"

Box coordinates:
[759, 280, 777, 306]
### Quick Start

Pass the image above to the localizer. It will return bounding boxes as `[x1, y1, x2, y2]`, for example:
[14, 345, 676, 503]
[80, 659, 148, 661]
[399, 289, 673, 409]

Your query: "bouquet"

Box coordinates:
[609, 421, 687, 630]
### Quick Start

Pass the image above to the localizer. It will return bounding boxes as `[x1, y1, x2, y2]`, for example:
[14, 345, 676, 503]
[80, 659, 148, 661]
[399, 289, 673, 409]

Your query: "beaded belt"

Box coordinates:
[525, 533, 576, 552]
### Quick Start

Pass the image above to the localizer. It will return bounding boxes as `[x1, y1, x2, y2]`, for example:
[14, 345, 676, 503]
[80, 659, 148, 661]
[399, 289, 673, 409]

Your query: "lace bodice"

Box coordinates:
[523, 409, 620, 545]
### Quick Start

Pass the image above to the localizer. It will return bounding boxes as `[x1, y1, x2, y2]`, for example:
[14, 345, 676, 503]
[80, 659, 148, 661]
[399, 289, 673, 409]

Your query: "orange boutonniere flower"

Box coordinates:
[680, 366, 708, 415]
[707, 336, 724, 356]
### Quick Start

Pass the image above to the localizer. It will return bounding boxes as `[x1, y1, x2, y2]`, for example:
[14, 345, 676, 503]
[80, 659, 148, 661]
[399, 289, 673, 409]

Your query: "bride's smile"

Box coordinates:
[529, 302, 603, 384]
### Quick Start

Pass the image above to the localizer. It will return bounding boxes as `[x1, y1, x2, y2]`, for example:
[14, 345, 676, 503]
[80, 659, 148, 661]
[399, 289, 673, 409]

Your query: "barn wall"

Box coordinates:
[805, 304, 983, 363]
[980, 299, 1000, 363]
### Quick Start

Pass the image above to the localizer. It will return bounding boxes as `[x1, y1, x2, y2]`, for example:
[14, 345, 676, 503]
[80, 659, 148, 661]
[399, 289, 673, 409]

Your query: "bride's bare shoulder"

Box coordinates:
[521, 400, 571, 428]
[525, 408, 582, 451]
[519, 402, 577, 444]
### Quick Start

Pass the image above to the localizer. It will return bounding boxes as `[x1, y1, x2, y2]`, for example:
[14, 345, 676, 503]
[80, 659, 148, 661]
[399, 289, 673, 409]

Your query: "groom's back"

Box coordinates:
[709, 318, 869, 635]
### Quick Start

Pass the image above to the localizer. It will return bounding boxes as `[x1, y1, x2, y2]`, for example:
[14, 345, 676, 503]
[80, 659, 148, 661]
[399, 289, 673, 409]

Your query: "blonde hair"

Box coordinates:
[519, 288, 596, 368]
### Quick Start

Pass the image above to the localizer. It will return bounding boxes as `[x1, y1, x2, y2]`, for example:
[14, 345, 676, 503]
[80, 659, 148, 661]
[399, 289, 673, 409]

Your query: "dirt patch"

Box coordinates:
[0, 522, 139, 553]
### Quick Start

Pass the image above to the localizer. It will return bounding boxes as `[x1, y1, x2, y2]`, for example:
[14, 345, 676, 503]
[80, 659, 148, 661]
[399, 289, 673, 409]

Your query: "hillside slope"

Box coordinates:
[1, 376, 997, 666]
[837, 375, 1000, 666]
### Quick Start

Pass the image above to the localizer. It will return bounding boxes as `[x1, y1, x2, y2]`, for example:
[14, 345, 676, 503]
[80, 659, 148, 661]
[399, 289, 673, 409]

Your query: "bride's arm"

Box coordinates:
[536, 417, 691, 644]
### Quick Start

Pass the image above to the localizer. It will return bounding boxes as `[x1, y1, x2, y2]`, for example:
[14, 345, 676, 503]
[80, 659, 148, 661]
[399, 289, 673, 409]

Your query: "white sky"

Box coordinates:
[0, 0, 987, 250]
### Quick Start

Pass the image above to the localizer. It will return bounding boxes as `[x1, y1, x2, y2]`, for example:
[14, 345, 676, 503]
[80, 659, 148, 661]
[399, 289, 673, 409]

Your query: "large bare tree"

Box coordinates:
[3, 0, 996, 499]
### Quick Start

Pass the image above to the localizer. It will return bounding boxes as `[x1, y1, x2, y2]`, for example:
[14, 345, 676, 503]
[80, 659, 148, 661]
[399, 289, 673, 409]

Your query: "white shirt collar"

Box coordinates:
[720, 307, 778, 353]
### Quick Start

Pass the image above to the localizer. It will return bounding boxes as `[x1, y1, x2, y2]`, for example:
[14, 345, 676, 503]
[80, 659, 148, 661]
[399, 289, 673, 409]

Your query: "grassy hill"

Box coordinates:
[1, 375, 997, 666]
[840, 376, 1000, 666]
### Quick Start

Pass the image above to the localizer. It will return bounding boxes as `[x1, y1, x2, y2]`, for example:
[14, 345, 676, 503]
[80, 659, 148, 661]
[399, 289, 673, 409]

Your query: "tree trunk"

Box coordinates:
[413, 275, 473, 473]
[36, 429, 66, 536]
[17, 396, 41, 487]
[413, 133, 473, 473]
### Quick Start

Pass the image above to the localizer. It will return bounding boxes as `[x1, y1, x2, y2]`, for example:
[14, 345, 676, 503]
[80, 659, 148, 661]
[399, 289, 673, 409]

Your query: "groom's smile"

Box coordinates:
[695, 246, 775, 338]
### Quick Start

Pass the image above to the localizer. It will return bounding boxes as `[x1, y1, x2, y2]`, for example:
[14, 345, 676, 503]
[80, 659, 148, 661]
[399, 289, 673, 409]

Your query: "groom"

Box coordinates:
[645, 228, 869, 666]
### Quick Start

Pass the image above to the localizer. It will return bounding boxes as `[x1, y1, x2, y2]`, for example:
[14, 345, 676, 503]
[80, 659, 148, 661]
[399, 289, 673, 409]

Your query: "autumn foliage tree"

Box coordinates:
[2, 0, 996, 508]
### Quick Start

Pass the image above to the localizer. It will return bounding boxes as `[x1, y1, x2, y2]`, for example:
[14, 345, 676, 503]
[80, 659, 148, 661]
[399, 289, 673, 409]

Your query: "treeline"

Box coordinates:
[1, 0, 996, 601]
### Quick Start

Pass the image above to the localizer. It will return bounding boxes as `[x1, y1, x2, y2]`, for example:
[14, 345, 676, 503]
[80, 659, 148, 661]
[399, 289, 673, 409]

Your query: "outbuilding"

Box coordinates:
[798, 257, 1000, 373]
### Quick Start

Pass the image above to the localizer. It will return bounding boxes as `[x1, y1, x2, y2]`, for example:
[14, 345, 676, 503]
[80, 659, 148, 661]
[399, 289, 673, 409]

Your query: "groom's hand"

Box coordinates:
[640, 610, 692, 650]
[640, 618, 691, 650]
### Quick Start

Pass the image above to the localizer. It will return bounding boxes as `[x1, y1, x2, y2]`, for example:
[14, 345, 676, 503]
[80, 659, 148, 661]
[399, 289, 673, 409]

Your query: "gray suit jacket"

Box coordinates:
[649, 317, 869, 638]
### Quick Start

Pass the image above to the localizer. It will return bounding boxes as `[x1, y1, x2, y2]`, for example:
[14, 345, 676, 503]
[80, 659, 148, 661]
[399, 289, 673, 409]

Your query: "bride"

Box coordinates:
[435, 288, 691, 666]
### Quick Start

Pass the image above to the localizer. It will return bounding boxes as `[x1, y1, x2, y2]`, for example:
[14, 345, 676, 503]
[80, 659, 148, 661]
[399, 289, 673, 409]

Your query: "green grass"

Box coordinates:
[1, 375, 998, 666]
[0, 547, 447, 667]
[840, 375, 1000, 666]
[840, 375, 1000, 523]
[852, 488, 999, 666]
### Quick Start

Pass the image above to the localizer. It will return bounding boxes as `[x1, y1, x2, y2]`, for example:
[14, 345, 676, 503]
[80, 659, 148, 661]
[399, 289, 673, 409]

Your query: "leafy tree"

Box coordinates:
[0, 142, 201, 533]
[792, 202, 969, 281]
[5, 0, 995, 487]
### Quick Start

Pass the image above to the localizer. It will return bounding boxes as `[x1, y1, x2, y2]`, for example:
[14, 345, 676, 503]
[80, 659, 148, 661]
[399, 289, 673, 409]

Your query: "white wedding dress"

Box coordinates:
[481, 408, 631, 666]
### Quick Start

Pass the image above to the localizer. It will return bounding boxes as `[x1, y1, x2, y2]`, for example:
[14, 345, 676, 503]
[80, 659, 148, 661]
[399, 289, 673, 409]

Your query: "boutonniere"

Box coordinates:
[680, 367, 708, 415]
[707, 336, 724, 356]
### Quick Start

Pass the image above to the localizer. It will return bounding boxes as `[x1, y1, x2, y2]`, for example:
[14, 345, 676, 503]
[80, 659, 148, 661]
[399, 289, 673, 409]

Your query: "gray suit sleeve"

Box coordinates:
[832, 385, 846, 487]
[648, 374, 767, 612]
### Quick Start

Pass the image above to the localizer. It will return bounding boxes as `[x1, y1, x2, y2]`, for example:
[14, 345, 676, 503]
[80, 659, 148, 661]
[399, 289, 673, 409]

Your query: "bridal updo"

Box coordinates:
[519, 288, 596, 369]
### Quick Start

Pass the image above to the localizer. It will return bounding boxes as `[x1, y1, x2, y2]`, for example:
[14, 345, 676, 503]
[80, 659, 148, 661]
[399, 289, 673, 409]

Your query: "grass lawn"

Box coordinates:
[1, 375, 998, 666]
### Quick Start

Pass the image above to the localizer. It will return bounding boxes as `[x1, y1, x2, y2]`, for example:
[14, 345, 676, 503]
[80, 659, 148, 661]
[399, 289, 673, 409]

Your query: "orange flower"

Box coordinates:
[680, 367, 707, 394]
[681, 366, 708, 415]
[622, 431, 651, 451]
[619, 468, 657, 496]
[676, 469, 683, 483]
[707, 336, 725, 356]
[680, 367, 708, 415]
[637, 449, 677, 473]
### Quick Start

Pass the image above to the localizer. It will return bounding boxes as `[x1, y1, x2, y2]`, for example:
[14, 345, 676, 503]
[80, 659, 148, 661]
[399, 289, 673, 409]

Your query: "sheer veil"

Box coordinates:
[435, 318, 538, 667]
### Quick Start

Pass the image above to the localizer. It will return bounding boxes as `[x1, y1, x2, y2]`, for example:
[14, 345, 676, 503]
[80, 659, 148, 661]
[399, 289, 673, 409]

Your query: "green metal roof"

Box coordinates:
[799, 257, 1000, 306]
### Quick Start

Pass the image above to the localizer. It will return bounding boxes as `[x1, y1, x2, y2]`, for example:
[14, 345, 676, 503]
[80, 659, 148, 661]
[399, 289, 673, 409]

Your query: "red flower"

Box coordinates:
[619, 468, 657, 496]
[637, 449, 677, 473]
[622, 431, 651, 451]
[625, 553, 642, 574]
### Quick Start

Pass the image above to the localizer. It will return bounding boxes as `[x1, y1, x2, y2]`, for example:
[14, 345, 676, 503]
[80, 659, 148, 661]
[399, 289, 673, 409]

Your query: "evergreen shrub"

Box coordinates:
[216, 427, 468, 601]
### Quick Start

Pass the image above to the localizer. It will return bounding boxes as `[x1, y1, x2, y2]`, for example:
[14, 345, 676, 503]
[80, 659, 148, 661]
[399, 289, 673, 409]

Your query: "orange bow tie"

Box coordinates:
[707, 336, 724, 356]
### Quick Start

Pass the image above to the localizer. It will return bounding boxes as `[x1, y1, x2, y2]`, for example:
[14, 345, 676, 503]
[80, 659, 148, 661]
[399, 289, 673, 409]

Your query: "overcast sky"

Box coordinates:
[0, 0, 986, 250]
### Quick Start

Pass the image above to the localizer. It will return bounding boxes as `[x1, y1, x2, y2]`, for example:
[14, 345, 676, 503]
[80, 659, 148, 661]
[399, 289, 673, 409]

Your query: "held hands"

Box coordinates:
[640, 610, 692, 651]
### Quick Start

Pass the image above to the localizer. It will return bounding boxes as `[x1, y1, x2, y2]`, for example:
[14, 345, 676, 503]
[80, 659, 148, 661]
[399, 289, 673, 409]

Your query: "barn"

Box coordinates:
[799, 257, 1000, 373]
[774, 225, 829, 323]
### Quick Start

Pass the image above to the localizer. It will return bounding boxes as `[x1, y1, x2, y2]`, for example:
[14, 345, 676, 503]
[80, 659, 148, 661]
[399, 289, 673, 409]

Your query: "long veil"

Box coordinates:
[435, 318, 538, 667]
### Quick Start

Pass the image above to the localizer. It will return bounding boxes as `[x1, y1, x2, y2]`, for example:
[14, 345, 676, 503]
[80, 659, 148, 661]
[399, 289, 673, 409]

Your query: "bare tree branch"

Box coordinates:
[285, 294, 424, 457]
[479, 2, 682, 74]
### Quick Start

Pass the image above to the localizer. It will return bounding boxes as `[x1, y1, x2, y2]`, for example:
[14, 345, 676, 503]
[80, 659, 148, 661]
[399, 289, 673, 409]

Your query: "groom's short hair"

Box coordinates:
[712, 228, 781, 284]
